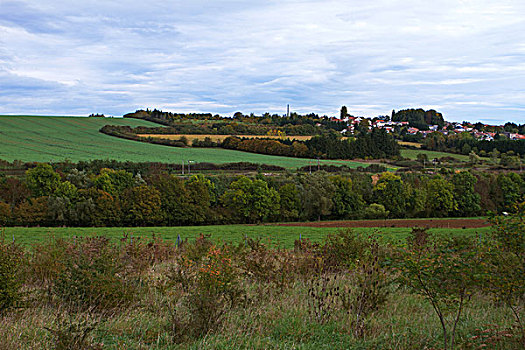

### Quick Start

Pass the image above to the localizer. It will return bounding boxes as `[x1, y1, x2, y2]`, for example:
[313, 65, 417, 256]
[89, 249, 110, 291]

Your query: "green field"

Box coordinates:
[3, 224, 491, 248]
[0, 116, 368, 169]
[401, 148, 471, 161]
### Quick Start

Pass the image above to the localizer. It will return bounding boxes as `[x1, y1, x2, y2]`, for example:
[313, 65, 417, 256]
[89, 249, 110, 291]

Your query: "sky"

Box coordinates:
[1, 0, 524, 124]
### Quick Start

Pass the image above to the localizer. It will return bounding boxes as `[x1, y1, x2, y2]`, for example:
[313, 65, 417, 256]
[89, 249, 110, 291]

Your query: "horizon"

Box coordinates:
[1, 1, 524, 124]
[1, 110, 523, 127]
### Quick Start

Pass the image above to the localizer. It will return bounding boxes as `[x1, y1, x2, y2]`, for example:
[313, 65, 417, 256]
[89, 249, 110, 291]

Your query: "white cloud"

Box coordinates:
[0, 0, 524, 123]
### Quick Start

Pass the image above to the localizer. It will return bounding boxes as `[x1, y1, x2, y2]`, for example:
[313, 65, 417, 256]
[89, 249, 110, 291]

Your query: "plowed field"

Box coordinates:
[279, 218, 489, 229]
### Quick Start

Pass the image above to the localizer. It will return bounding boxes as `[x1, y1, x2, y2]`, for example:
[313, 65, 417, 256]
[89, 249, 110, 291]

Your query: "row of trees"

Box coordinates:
[126, 109, 349, 131]
[101, 125, 400, 160]
[423, 131, 525, 157]
[392, 108, 445, 130]
[0, 163, 523, 227]
[124, 110, 343, 136]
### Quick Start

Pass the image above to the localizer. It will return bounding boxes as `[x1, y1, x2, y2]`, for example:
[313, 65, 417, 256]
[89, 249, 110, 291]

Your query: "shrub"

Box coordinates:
[397, 235, 482, 350]
[342, 249, 390, 337]
[481, 202, 525, 344]
[168, 244, 244, 340]
[44, 311, 101, 350]
[320, 229, 371, 271]
[0, 233, 25, 313]
[52, 237, 135, 312]
[364, 203, 389, 219]
[241, 238, 296, 289]
[306, 274, 340, 324]
[337, 238, 391, 338]
[187, 245, 243, 336]
[28, 237, 72, 293]
[119, 233, 177, 277]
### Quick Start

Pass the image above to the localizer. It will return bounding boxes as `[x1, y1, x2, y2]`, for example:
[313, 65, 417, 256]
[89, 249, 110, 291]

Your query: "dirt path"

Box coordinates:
[278, 218, 490, 229]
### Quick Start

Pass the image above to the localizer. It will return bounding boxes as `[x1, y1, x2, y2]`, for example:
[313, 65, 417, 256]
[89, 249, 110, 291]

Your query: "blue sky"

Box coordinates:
[1, 0, 524, 124]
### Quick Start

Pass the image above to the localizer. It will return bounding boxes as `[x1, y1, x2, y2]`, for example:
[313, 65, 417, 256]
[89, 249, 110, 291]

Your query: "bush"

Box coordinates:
[397, 235, 482, 350]
[320, 229, 370, 271]
[364, 203, 389, 219]
[241, 238, 296, 288]
[168, 244, 244, 340]
[0, 234, 24, 312]
[28, 237, 72, 293]
[45, 311, 101, 350]
[52, 237, 135, 312]
[341, 240, 391, 338]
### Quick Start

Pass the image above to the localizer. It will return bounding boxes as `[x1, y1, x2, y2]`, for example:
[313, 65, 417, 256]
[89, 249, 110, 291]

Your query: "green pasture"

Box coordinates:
[3, 224, 491, 248]
[400, 148, 471, 161]
[0, 116, 368, 169]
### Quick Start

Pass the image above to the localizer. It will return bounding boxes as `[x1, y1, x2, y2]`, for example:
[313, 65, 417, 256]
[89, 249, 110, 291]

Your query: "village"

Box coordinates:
[330, 114, 525, 141]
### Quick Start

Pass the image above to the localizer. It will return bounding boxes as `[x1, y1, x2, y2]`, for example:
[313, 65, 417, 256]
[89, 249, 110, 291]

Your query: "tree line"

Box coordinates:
[0, 162, 523, 227]
[124, 109, 349, 135]
[392, 108, 445, 130]
[101, 125, 400, 160]
[423, 131, 525, 157]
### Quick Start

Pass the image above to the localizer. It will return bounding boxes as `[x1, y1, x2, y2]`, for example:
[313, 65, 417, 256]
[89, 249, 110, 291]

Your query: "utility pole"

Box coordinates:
[287, 104, 290, 117]
[181, 160, 184, 175]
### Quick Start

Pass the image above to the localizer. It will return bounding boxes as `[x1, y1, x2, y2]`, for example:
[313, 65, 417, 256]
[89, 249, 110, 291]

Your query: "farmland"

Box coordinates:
[0, 116, 367, 169]
[138, 134, 475, 163]
[400, 147, 472, 161]
[137, 133, 314, 142]
[4, 220, 491, 248]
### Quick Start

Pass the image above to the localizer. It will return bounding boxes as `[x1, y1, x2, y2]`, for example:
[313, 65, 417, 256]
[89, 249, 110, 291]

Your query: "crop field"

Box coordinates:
[137, 134, 314, 142]
[400, 147, 471, 161]
[398, 141, 422, 148]
[4, 222, 491, 248]
[0, 116, 368, 169]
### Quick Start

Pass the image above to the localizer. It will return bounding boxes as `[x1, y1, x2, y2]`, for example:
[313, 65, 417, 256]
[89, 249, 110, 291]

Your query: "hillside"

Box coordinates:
[0, 116, 367, 169]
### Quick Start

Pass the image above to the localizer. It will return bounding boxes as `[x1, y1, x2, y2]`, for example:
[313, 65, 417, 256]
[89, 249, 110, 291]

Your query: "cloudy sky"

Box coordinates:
[1, 0, 524, 123]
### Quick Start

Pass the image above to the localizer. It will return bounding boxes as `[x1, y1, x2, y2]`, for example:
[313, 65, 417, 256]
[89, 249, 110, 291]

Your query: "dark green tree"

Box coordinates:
[277, 183, 301, 221]
[373, 172, 407, 218]
[121, 185, 163, 226]
[452, 172, 480, 216]
[330, 175, 364, 219]
[340, 106, 348, 119]
[298, 173, 336, 221]
[25, 163, 60, 197]
[221, 176, 280, 223]
[425, 176, 457, 217]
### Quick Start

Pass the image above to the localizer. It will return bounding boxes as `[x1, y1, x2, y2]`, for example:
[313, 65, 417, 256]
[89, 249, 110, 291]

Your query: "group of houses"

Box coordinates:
[330, 116, 525, 141]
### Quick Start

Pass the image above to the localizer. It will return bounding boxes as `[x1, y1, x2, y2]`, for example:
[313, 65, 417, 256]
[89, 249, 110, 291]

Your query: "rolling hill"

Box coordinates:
[0, 116, 369, 169]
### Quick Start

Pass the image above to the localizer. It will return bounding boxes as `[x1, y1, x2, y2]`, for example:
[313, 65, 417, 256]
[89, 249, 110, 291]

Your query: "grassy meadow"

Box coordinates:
[0, 116, 368, 169]
[4, 224, 491, 248]
[400, 147, 471, 161]
[1, 223, 520, 349]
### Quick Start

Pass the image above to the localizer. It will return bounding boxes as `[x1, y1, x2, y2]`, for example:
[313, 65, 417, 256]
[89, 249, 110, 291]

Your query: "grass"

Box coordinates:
[4, 224, 491, 248]
[0, 116, 369, 169]
[1, 227, 519, 349]
[400, 148, 472, 162]
[1, 284, 514, 349]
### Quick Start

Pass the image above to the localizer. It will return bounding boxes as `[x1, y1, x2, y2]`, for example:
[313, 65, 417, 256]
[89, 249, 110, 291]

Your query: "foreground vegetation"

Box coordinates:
[1, 207, 523, 349]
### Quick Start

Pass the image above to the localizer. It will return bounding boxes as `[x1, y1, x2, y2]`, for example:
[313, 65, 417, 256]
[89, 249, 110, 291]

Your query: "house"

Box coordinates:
[509, 133, 525, 140]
